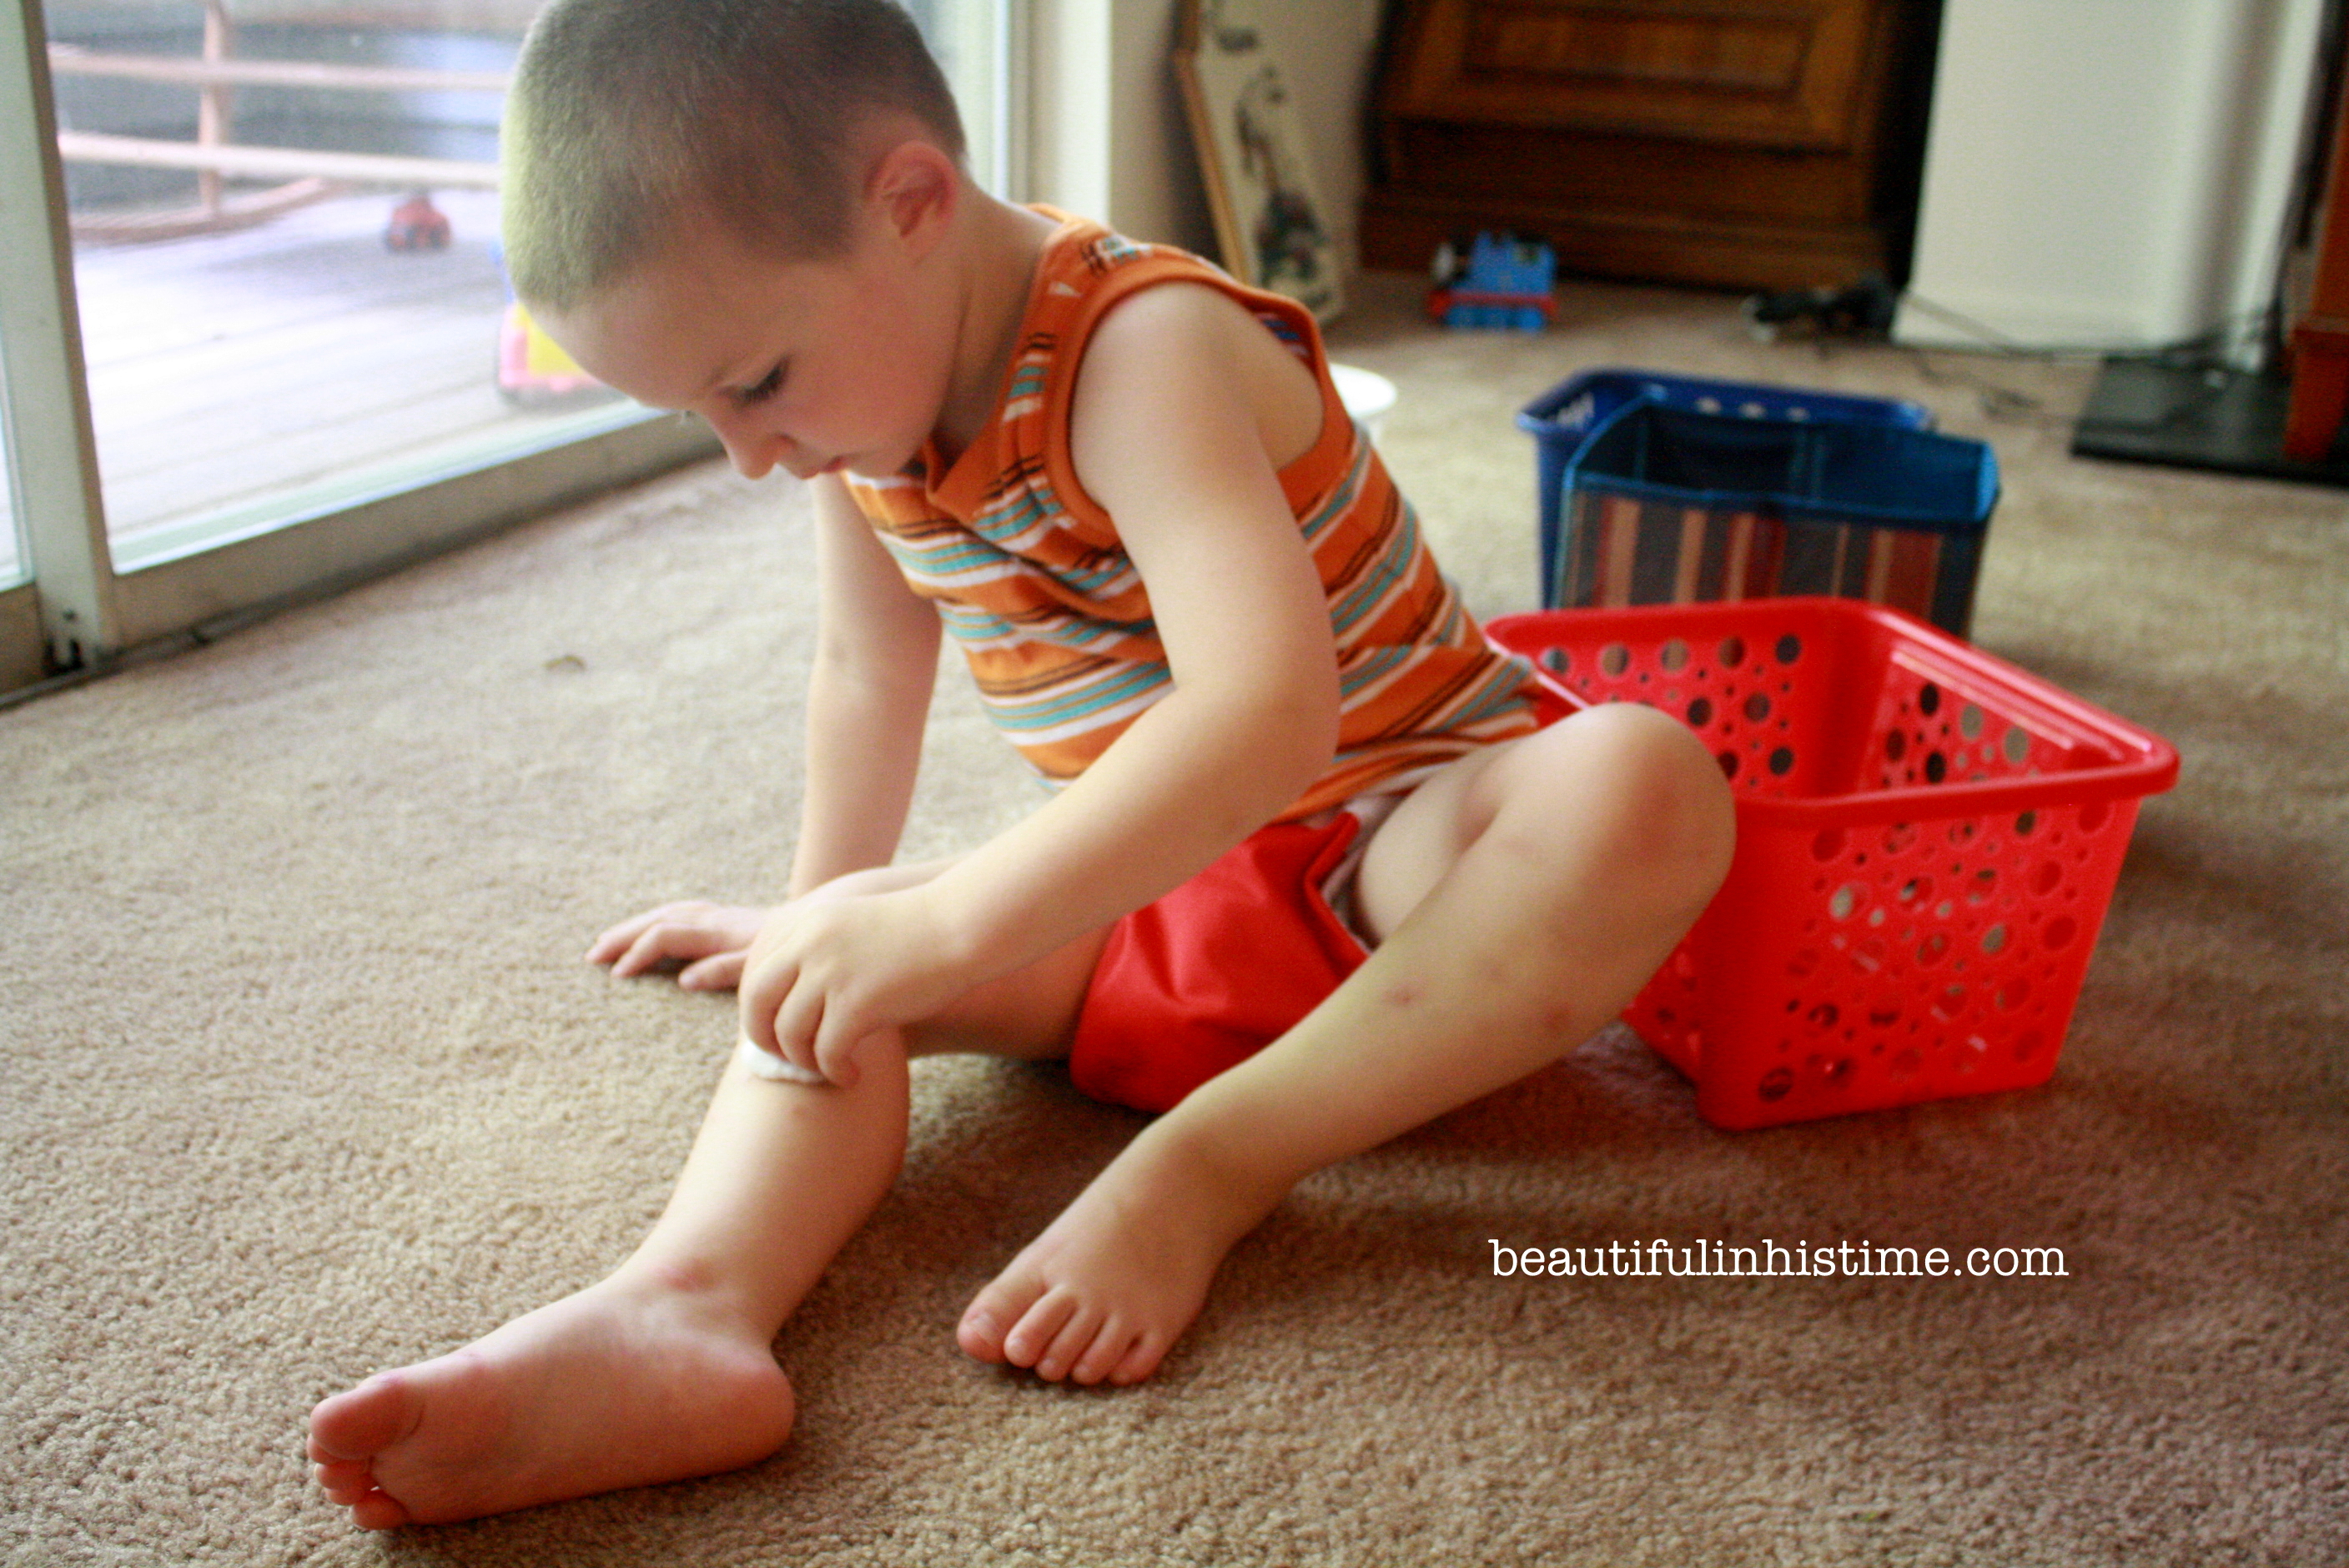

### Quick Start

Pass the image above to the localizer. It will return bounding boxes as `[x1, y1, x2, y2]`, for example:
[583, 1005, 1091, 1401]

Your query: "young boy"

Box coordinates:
[308, 0, 1733, 1530]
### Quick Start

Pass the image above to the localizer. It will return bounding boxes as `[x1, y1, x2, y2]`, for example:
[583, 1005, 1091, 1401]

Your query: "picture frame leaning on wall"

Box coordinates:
[1174, 0, 1346, 323]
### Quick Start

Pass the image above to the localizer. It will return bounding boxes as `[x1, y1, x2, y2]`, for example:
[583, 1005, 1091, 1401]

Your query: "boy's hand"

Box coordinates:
[587, 901, 768, 990]
[737, 886, 974, 1088]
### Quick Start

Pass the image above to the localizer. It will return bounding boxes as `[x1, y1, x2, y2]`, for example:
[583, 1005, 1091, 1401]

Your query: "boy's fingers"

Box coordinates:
[814, 1024, 867, 1090]
[590, 902, 702, 966]
[678, 952, 747, 991]
[616, 917, 749, 978]
[769, 975, 824, 1073]
[612, 927, 693, 977]
[739, 959, 795, 1058]
[585, 913, 655, 963]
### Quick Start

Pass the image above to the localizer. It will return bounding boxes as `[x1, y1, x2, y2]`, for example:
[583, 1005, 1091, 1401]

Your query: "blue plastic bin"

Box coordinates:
[1519, 369, 1935, 605]
[1551, 396, 1999, 636]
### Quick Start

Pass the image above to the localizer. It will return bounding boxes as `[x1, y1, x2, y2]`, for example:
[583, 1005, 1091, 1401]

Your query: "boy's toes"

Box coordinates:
[314, 1459, 377, 1506]
[1107, 1332, 1169, 1387]
[1069, 1320, 1139, 1386]
[348, 1486, 416, 1531]
[309, 1372, 424, 1463]
[998, 1290, 1080, 1370]
[958, 1269, 1051, 1364]
[1031, 1306, 1105, 1382]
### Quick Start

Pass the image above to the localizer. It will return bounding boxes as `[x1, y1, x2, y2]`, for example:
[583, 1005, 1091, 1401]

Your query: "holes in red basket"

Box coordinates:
[1916, 932, 1951, 967]
[1806, 1002, 1841, 1030]
[1980, 923, 2009, 956]
[1775, 634, 1803, 665]
[1758, 1067, 1794, 1101]
[1969, 868, 1998, 905]
[1599, 643, 1630, 677]
[1811, 828, 1845, 862]
[2077, 800, 2110, 833]
[1885, 730, 1907, 762]
[1829, 884, 1863, 919]
[1768, 746, 1794, 776]
[1868, 1003, 1903, 1028]
[1954, 1034, 1989, 1073]
[1896, 877, 1932, 906]
[2004, 727, 2032, 765]
[1717, 751, 1740, 779]
[2041, 915, 2079, 951]
[1540, 647, 1569, 674]
[1810, 1053, 1854, 1089]
[1744, 692, 1773, 722]
[1924, 751, 1948, 783]
[1918, 681, 1941, 716]
[1994, 978, 2031, 1011]
[2030, 861, 2064, 896]
[1881, 823, 1918, 857]
[1718, 634, 1747, 668]
[1687, 696, 1714, 727]
[1660, 638, 1689, 671]
[2015, 810, 2038, 837]
[1930, 982, 1968, 1021]
[1959, 703, 1984, 741]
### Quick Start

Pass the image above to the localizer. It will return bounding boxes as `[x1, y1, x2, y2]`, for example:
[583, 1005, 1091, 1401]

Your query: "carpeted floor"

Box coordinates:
[3, 273, 2343, 1566]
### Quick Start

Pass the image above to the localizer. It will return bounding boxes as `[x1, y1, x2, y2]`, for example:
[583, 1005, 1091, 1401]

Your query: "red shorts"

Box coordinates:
[1067, 813, 1371, 1113]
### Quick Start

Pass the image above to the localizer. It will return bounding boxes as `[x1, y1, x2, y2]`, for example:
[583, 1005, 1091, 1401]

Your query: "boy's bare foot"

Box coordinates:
[308, 1270, 795, 1528]
[956, 1133, 1276, 1385]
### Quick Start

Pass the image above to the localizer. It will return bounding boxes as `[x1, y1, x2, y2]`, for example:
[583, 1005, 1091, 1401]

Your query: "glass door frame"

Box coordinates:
[1, 0, 1024, 701]
[2, 0, 108, 692]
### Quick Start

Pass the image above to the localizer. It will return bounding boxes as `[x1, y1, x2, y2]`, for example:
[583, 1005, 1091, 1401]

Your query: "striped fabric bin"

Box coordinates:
[1549, 399, 1997, 637]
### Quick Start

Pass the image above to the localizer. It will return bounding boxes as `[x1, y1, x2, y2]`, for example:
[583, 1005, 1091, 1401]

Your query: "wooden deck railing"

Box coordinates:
[49, 0, 505, 241]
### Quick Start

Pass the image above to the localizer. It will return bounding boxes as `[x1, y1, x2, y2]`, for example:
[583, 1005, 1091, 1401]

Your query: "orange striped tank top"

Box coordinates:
[844, 214, 1538, 822]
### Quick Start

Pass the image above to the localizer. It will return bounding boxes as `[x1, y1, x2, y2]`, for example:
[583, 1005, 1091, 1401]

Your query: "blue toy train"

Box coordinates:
[1427, 232, 1556, 332]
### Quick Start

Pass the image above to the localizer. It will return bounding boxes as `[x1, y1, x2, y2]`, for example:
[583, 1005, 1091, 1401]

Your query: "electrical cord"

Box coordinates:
[1838, 293, 2276, 433]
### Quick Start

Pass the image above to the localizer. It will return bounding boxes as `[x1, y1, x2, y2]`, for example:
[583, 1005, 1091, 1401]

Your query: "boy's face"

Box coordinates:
[535, 209, 956, 484]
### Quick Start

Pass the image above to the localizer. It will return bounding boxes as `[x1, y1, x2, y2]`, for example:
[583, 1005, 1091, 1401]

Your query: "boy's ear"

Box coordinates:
[866, 139, 958, 258]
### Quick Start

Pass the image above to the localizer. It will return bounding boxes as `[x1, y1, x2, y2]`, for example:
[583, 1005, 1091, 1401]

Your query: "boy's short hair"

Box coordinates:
[502, 0, 966, 309]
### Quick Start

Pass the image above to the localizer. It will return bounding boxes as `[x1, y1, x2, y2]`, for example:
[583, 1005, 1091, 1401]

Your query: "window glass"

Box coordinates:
[40, 0, 1001, 570]
[0, 339, 21, 585]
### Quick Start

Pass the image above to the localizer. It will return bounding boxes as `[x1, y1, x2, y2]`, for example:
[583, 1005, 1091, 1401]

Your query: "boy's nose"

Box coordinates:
[701, 408, 780, 480]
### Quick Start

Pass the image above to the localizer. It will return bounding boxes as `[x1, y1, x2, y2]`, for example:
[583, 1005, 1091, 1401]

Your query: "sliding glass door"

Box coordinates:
[1, 0, 1018, 696]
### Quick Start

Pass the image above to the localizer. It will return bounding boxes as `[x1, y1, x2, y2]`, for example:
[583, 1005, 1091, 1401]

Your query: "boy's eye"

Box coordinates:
[738, 363, 785, 405]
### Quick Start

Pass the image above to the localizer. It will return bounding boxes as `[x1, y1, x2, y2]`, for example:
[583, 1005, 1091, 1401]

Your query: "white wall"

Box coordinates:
[1029, 0, 1383, 274]
[1896, 0, 2326, 362]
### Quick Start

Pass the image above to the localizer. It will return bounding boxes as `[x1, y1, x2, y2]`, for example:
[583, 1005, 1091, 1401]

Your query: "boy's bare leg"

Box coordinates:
[958, 702, 1736, 1385]
[307, 1043, 909, 1528]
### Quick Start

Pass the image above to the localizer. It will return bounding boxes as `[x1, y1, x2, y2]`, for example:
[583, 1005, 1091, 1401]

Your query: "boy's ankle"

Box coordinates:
[1124, 1109, 1298, 1240]
[605, 1254, 780, 1341]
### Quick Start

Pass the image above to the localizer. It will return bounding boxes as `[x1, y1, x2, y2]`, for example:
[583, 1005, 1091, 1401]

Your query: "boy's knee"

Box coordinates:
[1537, 704, 1737, 899]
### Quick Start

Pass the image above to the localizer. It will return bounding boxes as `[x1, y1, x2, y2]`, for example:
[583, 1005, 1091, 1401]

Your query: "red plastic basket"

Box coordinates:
[1486, 599, 2180, 1130]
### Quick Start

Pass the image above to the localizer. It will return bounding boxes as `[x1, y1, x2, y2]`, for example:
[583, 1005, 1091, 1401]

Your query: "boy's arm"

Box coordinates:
[743, 284, 1346, 1078]
[789, 473, 943, 896]
[590, 475, 938, 986]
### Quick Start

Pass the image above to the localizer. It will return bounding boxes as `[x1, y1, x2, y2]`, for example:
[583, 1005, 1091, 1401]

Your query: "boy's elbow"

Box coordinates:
[1262, 676, 1342, 806]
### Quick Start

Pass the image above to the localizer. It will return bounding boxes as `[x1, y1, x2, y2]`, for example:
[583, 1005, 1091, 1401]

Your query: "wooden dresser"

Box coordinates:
[1361, 0, 1939, 290]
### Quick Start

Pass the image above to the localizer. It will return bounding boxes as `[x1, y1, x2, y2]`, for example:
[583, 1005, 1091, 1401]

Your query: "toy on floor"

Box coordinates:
[1426, 232, 1555, 331]
[497, 302, 607, 405]
[486, 240, 613, 406]
[385, 192, 451, 251]
[1741, 275, 1898, 341]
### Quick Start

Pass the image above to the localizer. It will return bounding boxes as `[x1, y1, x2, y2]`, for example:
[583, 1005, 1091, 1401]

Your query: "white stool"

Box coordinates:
[1330, 364, 1398, 444]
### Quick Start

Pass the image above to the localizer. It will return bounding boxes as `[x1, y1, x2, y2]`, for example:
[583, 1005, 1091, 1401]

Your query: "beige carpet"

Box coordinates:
[3, 273, 2343, 1566]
